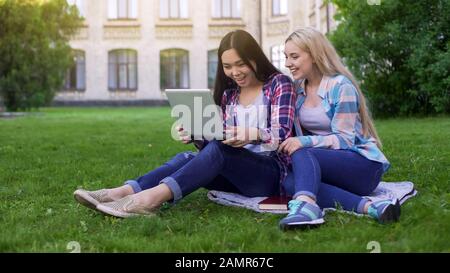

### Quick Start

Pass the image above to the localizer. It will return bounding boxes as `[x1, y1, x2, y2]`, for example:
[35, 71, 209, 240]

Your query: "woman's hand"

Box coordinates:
[278, 137, 303, 155]
[176, 125, 193, 144]
[222, 126, 258, 148]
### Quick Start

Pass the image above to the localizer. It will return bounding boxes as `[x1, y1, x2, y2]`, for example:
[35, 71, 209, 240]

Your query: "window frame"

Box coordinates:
[160, 48, 190, 90]
[211, 0, 241, 19]
[271, 44, 288, 74]
[108, 0, 138, 20]
[108, 49, 138, 91]
[272, 0, 288, 17]
[63, 50, 86, 92]
[207, 49, 219, 89]
[160, 0, 189, 19]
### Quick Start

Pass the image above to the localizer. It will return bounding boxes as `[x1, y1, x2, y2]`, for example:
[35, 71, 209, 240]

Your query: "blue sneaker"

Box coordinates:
[279, 200, 324, 230]
[368, 199, 401, 224]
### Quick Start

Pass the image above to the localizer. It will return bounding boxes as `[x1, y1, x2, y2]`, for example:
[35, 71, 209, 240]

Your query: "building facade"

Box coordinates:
[57, 0, 336, 104]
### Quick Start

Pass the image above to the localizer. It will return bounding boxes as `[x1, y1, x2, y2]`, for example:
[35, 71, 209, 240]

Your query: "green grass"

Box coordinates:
[0, 107, 449, 252]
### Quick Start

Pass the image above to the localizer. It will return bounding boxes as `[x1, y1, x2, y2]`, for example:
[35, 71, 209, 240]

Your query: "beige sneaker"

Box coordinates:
[96, 196, 156, 218]
[73, 189, 114, 210]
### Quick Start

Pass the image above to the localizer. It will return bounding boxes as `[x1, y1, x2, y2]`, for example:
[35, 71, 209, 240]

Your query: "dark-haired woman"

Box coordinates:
[74, 30, 296, 218]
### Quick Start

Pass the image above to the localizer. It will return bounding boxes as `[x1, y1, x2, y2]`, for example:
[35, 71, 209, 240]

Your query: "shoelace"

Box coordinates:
[287, 200, 302, 216]
[368, 200, 392, 219]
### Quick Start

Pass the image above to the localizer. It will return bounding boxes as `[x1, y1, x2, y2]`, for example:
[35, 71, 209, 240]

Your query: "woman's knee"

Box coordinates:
[204, 140, 226, 153]
[167, 151, 197, 167]
[291, 147, 313, 160]
[366, 164, 384, 194]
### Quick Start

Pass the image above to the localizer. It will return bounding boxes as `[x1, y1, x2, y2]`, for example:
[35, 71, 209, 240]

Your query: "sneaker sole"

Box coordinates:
[74, 190, 99, 210]
[378, 199, 401, 224]
[280, 218, 325, 231]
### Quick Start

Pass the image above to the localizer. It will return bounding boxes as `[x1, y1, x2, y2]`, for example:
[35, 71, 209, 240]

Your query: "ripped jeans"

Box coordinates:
[125, 140, 281, 202]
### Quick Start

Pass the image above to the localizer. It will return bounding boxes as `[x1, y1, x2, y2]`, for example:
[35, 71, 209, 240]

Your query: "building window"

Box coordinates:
[108, 0, 138, 20]
[64, 50, 86, 91]
[160, 0, 189, 19]
[67, 0, 85, 18]
[208, 49, 218, 89]
[271, 44, 288, 74]
[160, 49, 189, 90]
[272, 0, 287, 16]
[108, 49, 138, 91]
[211, 0, 241, 19]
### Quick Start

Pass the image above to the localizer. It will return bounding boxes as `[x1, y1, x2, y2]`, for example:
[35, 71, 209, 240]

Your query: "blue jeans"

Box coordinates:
[125, 140, 281, 202]
[283, 148, 384, 214]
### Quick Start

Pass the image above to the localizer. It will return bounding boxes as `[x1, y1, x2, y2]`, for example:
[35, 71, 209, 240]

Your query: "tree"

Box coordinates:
[0, 0, 81, 111]
[329, 0, 450, 116]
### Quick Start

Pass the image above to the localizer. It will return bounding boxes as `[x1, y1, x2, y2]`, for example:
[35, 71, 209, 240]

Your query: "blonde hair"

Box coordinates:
[286, 27, 382, 147]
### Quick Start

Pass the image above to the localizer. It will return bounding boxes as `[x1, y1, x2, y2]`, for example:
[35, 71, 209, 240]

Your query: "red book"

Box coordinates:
[258, 195, 292, 210]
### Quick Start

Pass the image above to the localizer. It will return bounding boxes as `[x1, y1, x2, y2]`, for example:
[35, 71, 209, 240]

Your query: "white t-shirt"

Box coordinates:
[235, 91, 272, 154]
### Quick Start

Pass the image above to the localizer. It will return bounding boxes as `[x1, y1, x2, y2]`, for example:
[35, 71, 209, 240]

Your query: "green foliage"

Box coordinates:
[329, 0, 450, 116]
[0, 0, 82, 111]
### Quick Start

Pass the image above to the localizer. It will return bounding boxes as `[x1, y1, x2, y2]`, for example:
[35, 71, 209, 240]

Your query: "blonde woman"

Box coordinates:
[278, 27, 399, 230]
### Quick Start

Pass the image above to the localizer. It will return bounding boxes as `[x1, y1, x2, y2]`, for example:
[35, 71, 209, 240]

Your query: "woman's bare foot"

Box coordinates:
[131, 183, 173, 210]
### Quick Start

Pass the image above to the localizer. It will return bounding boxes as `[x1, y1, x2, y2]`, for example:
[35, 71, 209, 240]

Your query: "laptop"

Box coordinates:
[165, 89, 225, 140]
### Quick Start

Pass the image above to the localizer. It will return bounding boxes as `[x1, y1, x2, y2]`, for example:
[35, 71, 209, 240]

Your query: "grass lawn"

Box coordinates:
[0, 107, 449, 253]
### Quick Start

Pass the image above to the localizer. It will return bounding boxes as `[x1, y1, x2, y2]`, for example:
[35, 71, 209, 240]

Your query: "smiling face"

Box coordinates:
[221, 48, 258, 88]
[284, 40, 315, 81]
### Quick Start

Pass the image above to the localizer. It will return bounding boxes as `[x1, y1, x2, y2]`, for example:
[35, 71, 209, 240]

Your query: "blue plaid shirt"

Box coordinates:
[293, 74, 390, 173]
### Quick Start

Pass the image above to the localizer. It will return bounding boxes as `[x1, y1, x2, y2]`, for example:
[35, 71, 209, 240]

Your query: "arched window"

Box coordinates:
[108, 49, 138, 91]
[64, 50, 86, 91]
[160, 49, 189, 90]
[208, 49, 218, 89]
